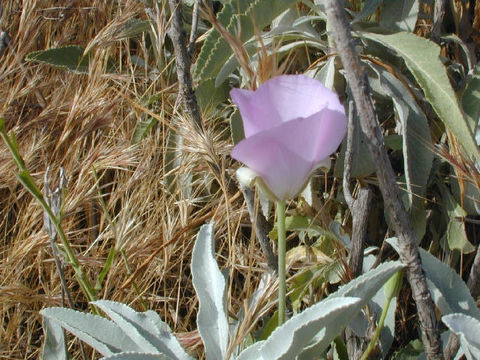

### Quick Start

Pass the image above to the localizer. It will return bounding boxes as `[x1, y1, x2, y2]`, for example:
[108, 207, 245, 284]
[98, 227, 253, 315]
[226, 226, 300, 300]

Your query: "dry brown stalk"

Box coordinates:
[324, 1, 444, 359]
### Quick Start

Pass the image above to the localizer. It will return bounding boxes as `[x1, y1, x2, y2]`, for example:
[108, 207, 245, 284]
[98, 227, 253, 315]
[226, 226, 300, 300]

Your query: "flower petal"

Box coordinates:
[230, 88, 282, 138]
[231, 108, 346, 200]
[232, 137, 314, 200]
[230, 75, 344, 137]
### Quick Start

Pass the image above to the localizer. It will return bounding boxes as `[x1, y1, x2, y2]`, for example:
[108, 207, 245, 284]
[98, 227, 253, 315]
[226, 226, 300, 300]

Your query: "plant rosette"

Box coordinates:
[231, 74, 347, 201]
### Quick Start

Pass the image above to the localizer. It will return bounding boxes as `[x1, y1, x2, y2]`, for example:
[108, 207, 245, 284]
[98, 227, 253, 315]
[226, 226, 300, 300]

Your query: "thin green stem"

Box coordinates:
[37, 190, 98, 305]
[276, 200, 286, 326]
[1, 120, 98, 310]
[95, 246, 116, 292]
[360, 296, 393, 360]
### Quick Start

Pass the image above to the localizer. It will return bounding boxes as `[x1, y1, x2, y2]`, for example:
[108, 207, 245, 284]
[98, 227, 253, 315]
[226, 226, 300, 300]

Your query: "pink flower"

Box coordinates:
[231, 75, 347, 201]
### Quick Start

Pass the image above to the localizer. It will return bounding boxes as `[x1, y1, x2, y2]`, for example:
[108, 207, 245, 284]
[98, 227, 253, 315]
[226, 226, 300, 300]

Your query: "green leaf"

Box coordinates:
[269, 215, 337, 242]
[373, 65, 433, 208]
[370, 64, 433, 241]
[363, 32, 480, 161]
[26, 46, 89, 74]
[451, 176, 480, 216]
[191, 223, 229, 360]
[353, 0, 382, 22]
[298, 261, 404, 359]
[40, 307, 141, 356]
[379, 0, 419, 32]
[461, 64, 480, 136]
[392, 339, 424, 360]
[113, 19, 152, 40]
[442, 314, 480, 360]
[195, 78, 230, 111]
[131, 116, 158, 144]
[335, 96, 376, 178]
[230, 109, 245, 145]
[315, 57, 336, 90]
[439, 183, 475, 253]
[333, 337, 349, 360]
[194, 0, 297, 81]
[384, 134, 403, 151]
[447, 219, 475, 253]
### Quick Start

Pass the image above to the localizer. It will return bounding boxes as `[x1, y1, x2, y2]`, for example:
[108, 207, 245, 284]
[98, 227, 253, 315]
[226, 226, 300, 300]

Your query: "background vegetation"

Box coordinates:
[1, 0, 480, 359]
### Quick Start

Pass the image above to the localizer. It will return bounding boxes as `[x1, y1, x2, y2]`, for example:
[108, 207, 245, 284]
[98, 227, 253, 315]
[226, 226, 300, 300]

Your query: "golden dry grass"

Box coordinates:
[0, 1, 286, 358]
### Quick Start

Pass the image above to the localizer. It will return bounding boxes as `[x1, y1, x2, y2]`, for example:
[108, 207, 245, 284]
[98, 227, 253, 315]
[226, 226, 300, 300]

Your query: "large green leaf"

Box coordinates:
[26, 46, 89, 74]
[194, 0, 297, 82]
[334, 97, 376, 178]
[461, 64, 480, 138]
[439, 183, 475, 253]
[369, 64, 433, 240]
[363, 32, 480, 161]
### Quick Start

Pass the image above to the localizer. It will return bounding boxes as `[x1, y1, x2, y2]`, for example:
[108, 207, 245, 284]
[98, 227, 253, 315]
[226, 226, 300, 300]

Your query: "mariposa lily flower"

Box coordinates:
[231, 74, 347, 201]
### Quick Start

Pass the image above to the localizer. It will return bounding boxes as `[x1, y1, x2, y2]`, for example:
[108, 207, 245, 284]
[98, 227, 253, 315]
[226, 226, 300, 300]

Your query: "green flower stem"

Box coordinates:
[360, 296, 393, 360]
[276, 200, 286, 326]
[18, 174, 98, 305]
[0, 119, 98, 309]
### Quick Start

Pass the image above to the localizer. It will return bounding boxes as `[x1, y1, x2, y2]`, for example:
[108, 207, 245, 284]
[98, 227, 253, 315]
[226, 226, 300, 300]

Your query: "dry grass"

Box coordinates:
[0, 1, 285, 358]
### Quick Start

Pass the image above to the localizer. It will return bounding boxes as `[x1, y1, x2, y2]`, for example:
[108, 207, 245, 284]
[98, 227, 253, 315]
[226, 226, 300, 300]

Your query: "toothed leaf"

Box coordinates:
[40, 307, 140, 356]
[192, 223, 229, 360]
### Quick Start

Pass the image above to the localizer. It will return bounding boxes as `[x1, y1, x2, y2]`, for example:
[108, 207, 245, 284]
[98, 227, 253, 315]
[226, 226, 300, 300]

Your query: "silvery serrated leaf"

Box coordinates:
[442, 314, 480, 360]
[298, 262, 402, 360]
[42, 316, 67, 360]
[332, 261, 405, 301]
[372, 65, 433, 210]
[40, 307, 140, 356]
[362, 32, 480, 162]
[261, 297, 363, 360]
[101, 353, 171, 360]
[235, 340, 265, 360]
[192, 223, 229, 360]
[369, 63, 433, 241]
[92, 300, 193, 360]
[420, 249, 480, 319]
[387, 238, 480, 320]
